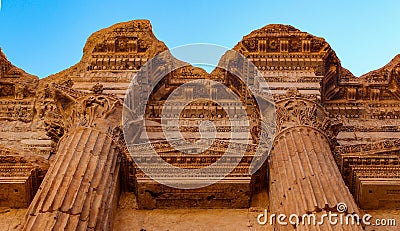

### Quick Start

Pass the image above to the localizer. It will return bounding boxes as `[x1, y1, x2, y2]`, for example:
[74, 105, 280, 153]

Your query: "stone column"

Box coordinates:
[269, 97, 363, 230]
[22, 86, 124, 230]
[23, 127, 121, 230]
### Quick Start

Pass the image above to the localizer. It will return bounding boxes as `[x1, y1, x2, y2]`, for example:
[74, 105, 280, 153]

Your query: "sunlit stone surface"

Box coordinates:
[0, 20, 399, 230]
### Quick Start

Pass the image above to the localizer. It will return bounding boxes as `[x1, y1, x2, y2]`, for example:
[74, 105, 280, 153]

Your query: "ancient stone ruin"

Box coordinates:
[0, 20, 399, 230]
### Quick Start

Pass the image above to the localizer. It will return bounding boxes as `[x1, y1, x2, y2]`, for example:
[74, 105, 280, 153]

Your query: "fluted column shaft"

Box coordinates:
[23, 126, 121, 231]
[269, 98, 363, 230]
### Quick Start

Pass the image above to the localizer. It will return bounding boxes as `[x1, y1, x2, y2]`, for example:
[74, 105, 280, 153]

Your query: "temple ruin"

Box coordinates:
[0, 20, 399, 230]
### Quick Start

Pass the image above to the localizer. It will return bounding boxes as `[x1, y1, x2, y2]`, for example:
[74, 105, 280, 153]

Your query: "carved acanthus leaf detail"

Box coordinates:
[51, 84, 122, 133]
[276, 97, 342, 146]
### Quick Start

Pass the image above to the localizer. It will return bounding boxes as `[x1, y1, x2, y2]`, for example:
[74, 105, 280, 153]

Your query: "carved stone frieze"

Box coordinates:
[0, 145, 41, 208]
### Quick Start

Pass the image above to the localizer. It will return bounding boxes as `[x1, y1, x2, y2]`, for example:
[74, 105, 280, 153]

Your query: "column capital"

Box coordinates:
[51, 83, 123, 134]
[275, 96, 342, 144]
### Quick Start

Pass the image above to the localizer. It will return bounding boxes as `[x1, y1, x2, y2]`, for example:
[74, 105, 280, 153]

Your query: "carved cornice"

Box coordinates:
[235, 24, 330, 54]
[323, 55, 400, 103]
[0, 145, 38, 179]
[232, 24, 339, 81]
[352, 165, 400, 175]
[0, 99, 36, 122]
[0, 145, 27, 163]
[336, 139, 400, 155]
[334, 139, 400, 176]
[333, 139, 400, 194]
[0, 51, 39, 123]
[87, 20, 168, 72]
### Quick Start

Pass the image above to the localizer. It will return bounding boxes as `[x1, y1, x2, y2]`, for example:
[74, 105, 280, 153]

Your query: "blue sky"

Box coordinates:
[0, 0, 399, 78]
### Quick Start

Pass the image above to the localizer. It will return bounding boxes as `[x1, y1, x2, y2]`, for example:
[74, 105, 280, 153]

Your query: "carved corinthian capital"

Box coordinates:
[275, 97, 342, 145]
[51, 83, 123, 134]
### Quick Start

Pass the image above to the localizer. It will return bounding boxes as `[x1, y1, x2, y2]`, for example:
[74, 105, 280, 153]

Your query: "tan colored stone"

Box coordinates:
[0, 20, 399, 230]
